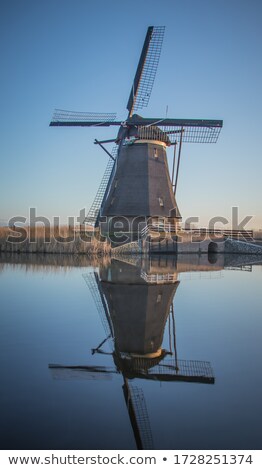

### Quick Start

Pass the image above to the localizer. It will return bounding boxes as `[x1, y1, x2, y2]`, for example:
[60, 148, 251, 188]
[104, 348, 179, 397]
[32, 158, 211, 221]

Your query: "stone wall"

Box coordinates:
[176, 232, 225, 254]
[225, 238, 262, 254]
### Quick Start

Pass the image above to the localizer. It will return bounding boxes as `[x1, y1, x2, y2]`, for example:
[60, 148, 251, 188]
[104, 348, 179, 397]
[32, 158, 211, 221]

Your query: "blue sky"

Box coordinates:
[0, 0, 262, 228]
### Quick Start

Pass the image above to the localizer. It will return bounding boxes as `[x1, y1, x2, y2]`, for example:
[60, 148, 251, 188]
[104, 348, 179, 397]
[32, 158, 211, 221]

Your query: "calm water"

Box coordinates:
[0, 253, 262, 450]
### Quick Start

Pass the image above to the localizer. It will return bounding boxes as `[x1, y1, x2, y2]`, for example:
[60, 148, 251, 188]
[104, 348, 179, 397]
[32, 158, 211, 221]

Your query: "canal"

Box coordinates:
[0, 253, 261, 450]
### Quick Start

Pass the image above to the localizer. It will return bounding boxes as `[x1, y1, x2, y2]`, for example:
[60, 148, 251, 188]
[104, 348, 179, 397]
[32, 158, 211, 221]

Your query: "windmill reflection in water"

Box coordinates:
[49, 257, 215, 450]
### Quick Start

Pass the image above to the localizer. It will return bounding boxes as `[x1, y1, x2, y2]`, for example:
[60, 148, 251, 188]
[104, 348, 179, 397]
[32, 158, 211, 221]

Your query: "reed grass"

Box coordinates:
[0, 226, 111, 255]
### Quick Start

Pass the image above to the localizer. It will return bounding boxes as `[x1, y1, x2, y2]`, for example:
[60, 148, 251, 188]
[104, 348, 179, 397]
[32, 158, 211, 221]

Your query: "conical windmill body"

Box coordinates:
[99, 259, 178, 360]
[100, 115, 181, 240]
[50, 26, 222, 238]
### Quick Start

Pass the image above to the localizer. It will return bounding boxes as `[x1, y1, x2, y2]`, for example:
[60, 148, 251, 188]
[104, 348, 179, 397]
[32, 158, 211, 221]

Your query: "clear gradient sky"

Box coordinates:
[0, 0, 261, 228]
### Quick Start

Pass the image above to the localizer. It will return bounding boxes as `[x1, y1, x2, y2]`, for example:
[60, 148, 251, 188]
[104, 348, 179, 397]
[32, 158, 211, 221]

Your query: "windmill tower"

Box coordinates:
[50, 26, 223, 240]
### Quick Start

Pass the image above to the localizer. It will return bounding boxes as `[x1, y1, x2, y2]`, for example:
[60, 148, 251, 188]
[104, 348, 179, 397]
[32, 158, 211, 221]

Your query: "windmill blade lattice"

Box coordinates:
[83, 272, 114, 338]
[127, 26, 165, 115]
[51, 109, 117, 124]
[84, 146, 118, 227]
[126, 383, 154, 450]
[138, 123, 222, 143]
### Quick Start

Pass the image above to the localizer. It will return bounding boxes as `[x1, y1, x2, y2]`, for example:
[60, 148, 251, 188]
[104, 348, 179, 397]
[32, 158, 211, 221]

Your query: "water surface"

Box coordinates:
[0, 253, 262, 450]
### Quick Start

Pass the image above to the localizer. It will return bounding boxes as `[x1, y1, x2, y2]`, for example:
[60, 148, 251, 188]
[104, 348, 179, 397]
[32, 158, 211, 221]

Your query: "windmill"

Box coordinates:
[49, 257, 215, 450]
[50, 26, 223, 240]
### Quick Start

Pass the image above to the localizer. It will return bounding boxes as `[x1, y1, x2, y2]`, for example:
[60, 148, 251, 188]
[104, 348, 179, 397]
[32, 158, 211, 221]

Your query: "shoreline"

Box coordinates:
[1, 226, 262, 256]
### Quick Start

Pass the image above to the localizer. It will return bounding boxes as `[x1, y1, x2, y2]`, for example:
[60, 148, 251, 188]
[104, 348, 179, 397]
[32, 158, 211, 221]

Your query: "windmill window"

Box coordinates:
[114, 180, 118, 188]
[157, 293, 162, 303]
[110, 197, 115, 205]
[159, 197, 164, 207]
[154, 148, 158, 158]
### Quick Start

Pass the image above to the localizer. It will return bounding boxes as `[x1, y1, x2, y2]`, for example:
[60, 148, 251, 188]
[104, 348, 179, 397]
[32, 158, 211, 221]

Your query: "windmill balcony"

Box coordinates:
[141, 221, 181, 239]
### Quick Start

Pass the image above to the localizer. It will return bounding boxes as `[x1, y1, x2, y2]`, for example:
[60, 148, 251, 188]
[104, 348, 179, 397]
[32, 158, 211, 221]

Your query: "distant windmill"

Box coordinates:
[50, 26, 222, 238]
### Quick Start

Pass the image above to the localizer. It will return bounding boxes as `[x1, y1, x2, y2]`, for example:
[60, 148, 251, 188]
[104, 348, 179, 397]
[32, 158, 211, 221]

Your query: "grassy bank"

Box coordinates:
[0, 226, 111, 255]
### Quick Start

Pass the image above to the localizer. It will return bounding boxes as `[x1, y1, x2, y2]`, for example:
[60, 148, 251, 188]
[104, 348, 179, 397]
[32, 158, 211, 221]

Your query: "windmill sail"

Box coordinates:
[123, 381, 154, 450]
[83, 272, 113, 337]
[127, 26, 165, 116]
[50, 110, 117, 126]
[84, 146, 118, 227]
